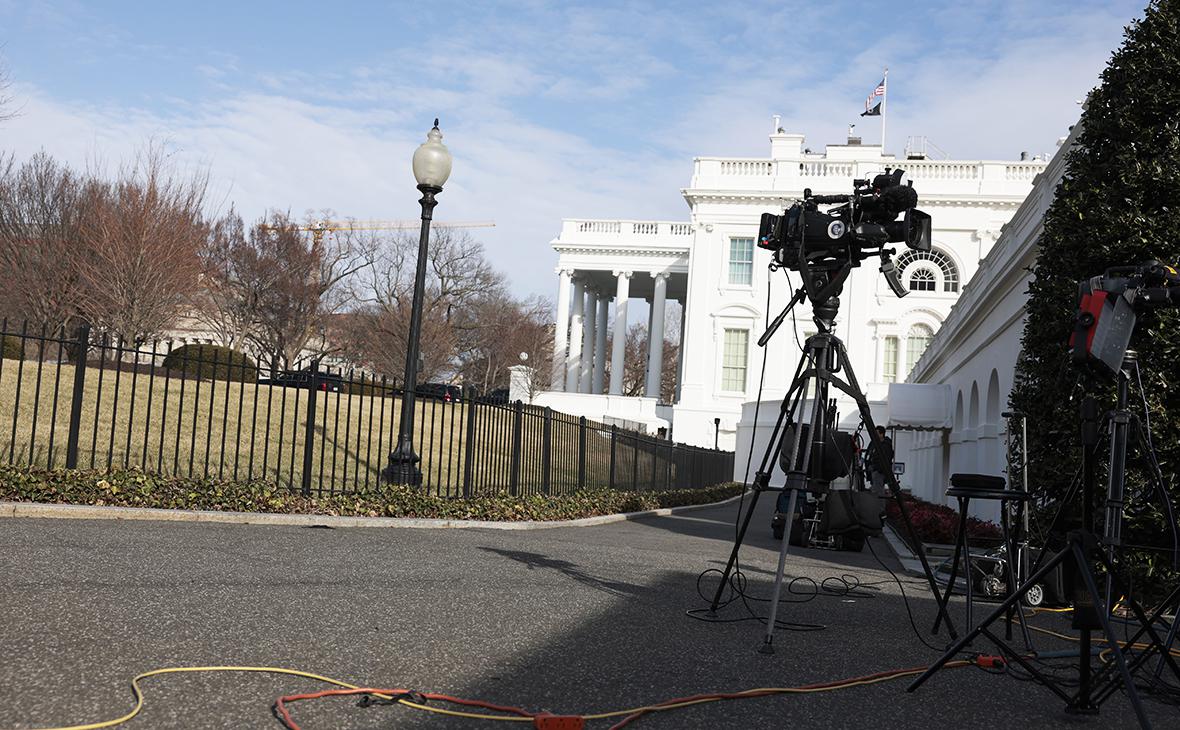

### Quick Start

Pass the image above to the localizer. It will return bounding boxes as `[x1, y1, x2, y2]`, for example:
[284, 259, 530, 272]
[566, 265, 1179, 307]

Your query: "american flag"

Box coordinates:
[865, 79, 885, 110]
[861, 78, 885, 116]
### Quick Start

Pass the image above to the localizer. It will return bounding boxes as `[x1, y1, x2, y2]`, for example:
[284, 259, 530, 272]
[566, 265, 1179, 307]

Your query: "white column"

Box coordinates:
[645, 273, 668, 399]
[674, 299, 686, 402]
[579, 289, 597, 393]
[609, 271, 631, 396]
[551, 269, 571, 390]
[566, 277, 584, 391]
[593, 296, 609, 394]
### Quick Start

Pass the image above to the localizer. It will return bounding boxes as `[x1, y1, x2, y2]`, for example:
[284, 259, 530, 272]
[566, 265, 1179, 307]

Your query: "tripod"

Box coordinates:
[908, 352, 1180, 729]
[708, 292, 957, 651]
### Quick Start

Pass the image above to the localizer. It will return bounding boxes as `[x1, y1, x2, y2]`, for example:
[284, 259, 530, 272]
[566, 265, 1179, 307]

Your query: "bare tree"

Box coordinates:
[244, 211, 367, 368]
[0, 61, 16, 123]
[601, 322, 679, 401]
[455, 292, 552, 394]
[0, 152, 87, 332]
[72, 148, 209, 344]
[353, 225, 501, 382]
[189, 209, 259, 350]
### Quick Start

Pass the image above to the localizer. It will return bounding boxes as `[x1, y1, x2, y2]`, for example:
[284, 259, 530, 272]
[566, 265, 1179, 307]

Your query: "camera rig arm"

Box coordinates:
[758, 286, 808, 347]
[879, 249, 908, 298]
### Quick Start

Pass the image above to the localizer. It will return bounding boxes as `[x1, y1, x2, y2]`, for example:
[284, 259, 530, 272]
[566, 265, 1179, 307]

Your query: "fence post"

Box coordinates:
[462, 397, 477, 498]
[64, 324, 91, 470]
[631, 432, 639, 490]
[300, 360, 319, 497]
[608, 424, 617, 490]
[577, 416, 587, 489]
[509, 400, 523, 496]
[650, 437, 657, 491]
[542, 408, 553, 494]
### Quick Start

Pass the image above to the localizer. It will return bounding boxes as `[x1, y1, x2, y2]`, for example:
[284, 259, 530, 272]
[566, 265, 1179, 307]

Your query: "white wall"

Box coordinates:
[899, 120, 1081, 519]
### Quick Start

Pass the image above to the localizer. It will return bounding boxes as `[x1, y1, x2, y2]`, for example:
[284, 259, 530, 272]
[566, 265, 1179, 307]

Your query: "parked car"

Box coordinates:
[472, 388, 509, 404]
[416, 383, 462, 403]
[260, 368, 344, 392]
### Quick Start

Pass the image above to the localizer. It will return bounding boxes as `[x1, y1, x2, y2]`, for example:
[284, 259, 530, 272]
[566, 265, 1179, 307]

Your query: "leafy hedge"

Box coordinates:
[1010, 1, 1180, 595]
[162, 344, 258, 382]
[885, 492, 1001, 550]
[0, 465, 743, 521]
[2, 334, 23, 359]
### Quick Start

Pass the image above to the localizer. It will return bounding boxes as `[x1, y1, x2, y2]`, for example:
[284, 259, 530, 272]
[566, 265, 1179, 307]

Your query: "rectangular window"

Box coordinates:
[721, 329, 749, 392]
[728, 237, 754, 286]
[883, 336, 899, 383]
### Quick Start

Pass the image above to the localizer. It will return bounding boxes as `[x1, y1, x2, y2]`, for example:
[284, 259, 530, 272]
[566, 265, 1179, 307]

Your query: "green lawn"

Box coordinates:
[0, 357, 703, 496]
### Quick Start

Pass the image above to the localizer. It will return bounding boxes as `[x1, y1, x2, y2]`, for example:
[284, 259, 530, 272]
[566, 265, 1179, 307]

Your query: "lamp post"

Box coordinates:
[384, 119, 453, 486]
[713, 417, 721, 450]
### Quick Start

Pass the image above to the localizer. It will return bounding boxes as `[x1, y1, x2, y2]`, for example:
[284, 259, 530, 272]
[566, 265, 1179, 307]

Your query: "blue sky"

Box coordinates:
[0, 0, 1146, 297]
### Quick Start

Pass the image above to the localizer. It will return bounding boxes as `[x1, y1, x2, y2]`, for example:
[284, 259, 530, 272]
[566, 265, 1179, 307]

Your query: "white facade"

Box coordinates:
[899, 122, 1080, 518]
[538, 126, 1048, 453]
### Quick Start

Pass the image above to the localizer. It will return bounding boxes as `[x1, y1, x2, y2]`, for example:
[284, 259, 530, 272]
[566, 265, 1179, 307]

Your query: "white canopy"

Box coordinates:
[884, 383, 952, 431]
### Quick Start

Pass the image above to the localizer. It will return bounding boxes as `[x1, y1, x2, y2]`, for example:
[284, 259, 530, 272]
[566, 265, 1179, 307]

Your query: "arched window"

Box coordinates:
[906, 324, 933, 377]
[896, 249, 959, 292]
[908, 267, 936, 291]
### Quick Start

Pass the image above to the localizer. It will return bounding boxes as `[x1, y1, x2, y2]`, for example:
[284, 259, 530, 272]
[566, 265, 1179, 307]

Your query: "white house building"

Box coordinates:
[536, 123, 1049, 460]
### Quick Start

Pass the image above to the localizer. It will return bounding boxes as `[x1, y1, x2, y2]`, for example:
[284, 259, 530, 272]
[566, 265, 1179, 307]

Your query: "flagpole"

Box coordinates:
[881, 67, 888, 151]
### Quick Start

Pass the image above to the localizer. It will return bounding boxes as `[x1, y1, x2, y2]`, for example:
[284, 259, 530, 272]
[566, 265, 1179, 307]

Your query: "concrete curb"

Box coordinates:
[0, 493, 744, 531]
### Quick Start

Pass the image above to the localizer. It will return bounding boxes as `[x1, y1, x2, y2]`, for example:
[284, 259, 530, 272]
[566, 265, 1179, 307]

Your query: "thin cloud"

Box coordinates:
[0, 0, 1145, 296]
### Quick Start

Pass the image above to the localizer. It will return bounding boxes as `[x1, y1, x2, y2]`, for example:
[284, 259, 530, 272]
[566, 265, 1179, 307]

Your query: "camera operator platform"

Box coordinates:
[707, 169, 962, 650]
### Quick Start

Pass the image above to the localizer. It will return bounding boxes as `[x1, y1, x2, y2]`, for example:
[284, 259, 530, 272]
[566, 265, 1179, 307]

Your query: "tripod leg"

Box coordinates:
[1000, 500, 1035, 650]
[708, 354, 810, 614]
[909, 544, 1075, 693]
[1095, 549, 1180, 684]
[1155, 589, 1180, 680]
[932, 523, 964, 635]
[708, 485, 765, 613]
[760, 488, 800, 654]
[1072, 541, 1152, 730]
[960, 501, 976, 631]
[829, 338, 957, 638]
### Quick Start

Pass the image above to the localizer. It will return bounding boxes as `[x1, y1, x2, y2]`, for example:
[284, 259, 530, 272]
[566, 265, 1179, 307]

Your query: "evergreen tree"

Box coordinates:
[1011, 0, 1180, 589]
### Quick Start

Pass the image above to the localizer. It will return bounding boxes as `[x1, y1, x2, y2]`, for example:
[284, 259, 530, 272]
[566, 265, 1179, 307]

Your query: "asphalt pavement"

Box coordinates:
[1, 494, 1173, 729]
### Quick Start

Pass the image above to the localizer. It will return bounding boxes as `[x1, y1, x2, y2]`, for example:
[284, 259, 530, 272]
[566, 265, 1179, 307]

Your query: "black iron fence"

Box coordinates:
[0, 321, 735, 497]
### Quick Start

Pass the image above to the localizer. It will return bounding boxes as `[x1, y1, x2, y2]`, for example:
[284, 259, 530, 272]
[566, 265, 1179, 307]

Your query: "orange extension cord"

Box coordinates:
[272, 660, 977, 730]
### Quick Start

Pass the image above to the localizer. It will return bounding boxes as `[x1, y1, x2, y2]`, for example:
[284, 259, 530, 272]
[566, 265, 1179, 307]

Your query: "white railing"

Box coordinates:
[899, 161, 980, 180]
[561, 219, 694, 242]
[577, 220, 621, 234]
[1004, 163, 1042, 181]
[720, 159, 773, 176]
[799, 161, 854, 177]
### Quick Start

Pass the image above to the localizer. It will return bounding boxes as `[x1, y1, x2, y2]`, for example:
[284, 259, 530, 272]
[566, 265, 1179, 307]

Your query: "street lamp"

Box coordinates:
[384, 119, 452, 486]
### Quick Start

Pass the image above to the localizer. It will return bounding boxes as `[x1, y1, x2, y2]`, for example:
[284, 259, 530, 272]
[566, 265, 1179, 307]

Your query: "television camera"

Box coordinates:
[708, 164, 960, 654]
[1071, 260, 1180, 374]
[757, 168, 932, 303]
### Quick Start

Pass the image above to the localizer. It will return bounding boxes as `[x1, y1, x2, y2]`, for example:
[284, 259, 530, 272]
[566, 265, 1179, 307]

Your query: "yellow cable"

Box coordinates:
[1026, 624, 1180, 657]
[17, 657, 986, 729]
[578, 661, 972, 721]
[31, 666, 533, 730]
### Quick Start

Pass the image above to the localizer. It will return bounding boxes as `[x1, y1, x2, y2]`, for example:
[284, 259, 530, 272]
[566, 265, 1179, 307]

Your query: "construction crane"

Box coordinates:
[260, 219, 495, 244]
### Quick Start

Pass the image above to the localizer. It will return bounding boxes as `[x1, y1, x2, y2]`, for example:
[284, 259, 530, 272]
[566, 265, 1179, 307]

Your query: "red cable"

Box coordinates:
[274, 687, 536, 730]
[274, 661, 973, 729]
